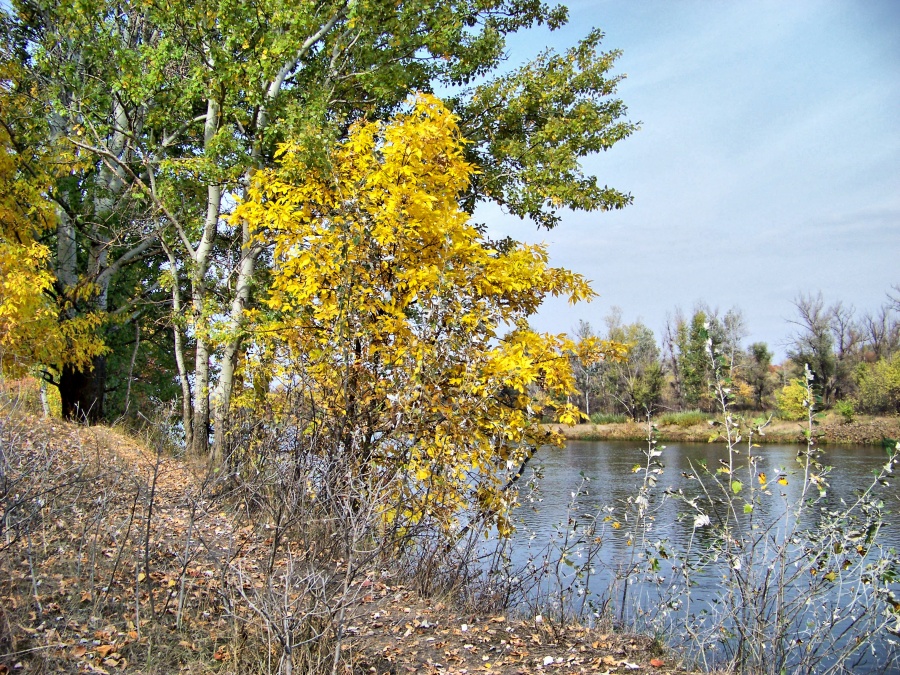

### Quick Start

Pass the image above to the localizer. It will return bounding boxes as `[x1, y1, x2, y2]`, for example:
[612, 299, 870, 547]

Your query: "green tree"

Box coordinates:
[4, 0, 636, 456]
[604, 313, 663, 419]
[663, 305, 745, 412]
[745, 342, 774, 410]
[676, 310, 712, 410]
[854, 355, 900, 414]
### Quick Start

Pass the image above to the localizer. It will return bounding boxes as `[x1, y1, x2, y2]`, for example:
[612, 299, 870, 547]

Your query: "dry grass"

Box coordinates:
[0, 408, 699, 674]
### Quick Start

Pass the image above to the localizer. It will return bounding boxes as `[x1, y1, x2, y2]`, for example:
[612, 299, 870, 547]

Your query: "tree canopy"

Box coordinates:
[233, 94, 615, 533]
[0, 0, 636, 454]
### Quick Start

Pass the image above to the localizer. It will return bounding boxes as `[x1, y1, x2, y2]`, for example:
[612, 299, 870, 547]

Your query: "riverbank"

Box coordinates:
[0, 412, 699, 674]
[551, 413, 900, 445]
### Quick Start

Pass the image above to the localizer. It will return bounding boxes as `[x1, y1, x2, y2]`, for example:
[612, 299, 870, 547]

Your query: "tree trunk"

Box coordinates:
[187, 97, 221, 457]
[211, 221, 258, 463]
[59, 355, 107, 423]
[191, 337, 210, 456]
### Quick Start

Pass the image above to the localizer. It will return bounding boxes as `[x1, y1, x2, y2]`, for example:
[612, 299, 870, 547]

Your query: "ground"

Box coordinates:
[0, 412, 698, 674]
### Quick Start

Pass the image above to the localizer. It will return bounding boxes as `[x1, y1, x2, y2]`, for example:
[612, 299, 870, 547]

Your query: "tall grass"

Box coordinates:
[589, 412, 628, 424]
[657, 409, 712, 427]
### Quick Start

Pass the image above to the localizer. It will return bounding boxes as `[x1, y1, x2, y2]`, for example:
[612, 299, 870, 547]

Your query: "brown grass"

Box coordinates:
[0, 410, 703, 674]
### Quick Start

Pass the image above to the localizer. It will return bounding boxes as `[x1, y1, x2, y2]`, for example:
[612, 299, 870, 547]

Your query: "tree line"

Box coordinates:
[569, 288, 900, 421]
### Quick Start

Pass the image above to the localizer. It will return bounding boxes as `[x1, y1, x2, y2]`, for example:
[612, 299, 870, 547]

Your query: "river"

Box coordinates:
[503, 439, 900, 673]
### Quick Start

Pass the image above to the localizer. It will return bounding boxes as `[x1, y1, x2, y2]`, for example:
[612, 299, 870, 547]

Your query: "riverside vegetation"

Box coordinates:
[2, 356, 897, 674]
[0, 385, 695, 675]
[2, 1, 900, 672]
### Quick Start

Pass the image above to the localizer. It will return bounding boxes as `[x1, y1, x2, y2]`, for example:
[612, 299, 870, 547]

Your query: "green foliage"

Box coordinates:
[854, 355, 900, 414]
[744, 342, 774, 409]
[657, 409, 711, 427]
[456, 28, 637, 228]
[589, 412, 627, 424]
[676, 311, 711, 409]
[834, 399, 856, 424]
[602, 314, 664, 419]
[775, 378, 811, 421]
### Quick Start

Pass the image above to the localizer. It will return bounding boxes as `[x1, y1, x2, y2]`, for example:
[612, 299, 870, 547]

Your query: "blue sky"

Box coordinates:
[481, 1, 900, 360]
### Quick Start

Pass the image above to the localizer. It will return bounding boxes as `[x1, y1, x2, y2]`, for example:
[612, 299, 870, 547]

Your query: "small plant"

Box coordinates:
[664, 344, 900, 673]
[834, 398, 855, 424]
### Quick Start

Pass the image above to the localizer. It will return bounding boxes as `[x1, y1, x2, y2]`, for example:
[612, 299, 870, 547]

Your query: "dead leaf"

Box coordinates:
[96, 644, 115, 658]
[650, 658, 665, 668]
[72, 645, 87, 658]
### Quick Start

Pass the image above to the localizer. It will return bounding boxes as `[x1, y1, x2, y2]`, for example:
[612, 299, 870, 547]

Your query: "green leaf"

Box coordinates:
[743, 503, 753, 514]
[731, 480, 742, 494]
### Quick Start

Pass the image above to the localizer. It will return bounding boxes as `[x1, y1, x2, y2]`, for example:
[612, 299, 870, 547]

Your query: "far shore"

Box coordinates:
[549, 413, 900, 446]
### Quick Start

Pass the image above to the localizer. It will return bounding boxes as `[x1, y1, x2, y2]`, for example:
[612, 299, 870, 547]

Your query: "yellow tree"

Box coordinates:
[0, 90, 106, 385]
[233, 95, 622, 535]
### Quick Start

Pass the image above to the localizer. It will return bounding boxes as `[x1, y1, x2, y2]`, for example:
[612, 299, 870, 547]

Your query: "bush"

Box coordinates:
[834, 399, 855, 424]
[855, 355, 900, 414]
[775, 378, 810, 420]
[657, 410, 711, 427]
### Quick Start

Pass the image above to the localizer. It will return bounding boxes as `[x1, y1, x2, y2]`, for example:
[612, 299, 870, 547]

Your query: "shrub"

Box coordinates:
[775, 378, 810, 420]
[854, 355, 900, 414]
[834, 399, 855, 424]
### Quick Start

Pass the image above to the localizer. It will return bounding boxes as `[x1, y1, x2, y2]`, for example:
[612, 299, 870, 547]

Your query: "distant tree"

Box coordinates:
[787, 293, 871, 406]
[776, 377, 811, 421]
[854, 355, 900, 414]
[744, 342, 775, 410]
[605, 318, 663, 420]
[662, 304, 746, 412]
[788, 293, 839, 406]
[571, 320, 603, 415]
[860, 305, 899, 361]
[677, 310, 711, 409]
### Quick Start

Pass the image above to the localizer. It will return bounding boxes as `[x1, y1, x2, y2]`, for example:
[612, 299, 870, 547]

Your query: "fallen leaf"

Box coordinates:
[96, 644, 115, 658]
[72, 645, 87, 658]
[650, 658, 665, 668]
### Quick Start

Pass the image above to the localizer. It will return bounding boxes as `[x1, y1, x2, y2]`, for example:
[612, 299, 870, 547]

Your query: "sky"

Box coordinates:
[479, 0, 900, 360]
